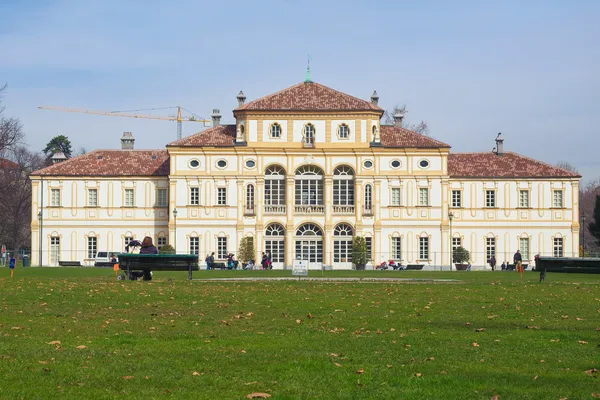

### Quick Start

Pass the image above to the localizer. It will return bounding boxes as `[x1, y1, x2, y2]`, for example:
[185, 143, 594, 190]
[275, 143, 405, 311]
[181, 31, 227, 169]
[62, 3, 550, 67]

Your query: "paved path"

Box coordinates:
[194, 277, 460, 283]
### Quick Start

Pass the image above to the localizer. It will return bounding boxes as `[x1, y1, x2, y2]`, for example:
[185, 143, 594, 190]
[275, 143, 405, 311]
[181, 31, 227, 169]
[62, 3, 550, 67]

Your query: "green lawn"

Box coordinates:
[0, 268, 598, 399]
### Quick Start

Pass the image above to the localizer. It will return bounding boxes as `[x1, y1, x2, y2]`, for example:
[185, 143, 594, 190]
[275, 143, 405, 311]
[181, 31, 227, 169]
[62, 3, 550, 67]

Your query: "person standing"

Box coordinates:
[489, 255, 496, 271]
[9, 256, 15, 278]
[513, 250, 523, 279]
[111, 254, 119, 277]
[207, 252, 215, 270]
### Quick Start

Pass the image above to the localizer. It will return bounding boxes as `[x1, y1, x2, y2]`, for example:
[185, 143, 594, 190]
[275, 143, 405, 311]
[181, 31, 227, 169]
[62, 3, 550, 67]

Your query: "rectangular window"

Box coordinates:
[553, 190, 564, 208]
[51, 189, 61, 206]
[157, 189, 168, 207]
[217, 237, 227, 259]
[365, 237, 372, 261]
[486, 238, 496, 261]
[190, 187, 199, 205]
[419, 188, 429, 206]
[419, 237, 429, 260]
[452, 237, 462, 251]
[157, 237, 167, 247]
[88, 189, 98, 207]
[189, 237, 199, 255]
[391, 188, 401, 206]
[553, 238, 563, 257]
[217, 187, 227, 206]
[451, 190, 462, 208]
[519, 238, 530, 260]
[519, 190, 529, 208]
[124, 236, 133, 248]
[87, 237, 97, 259]
[485, 190, 496, 208]
[50, 237, 60, 266]
[125, 189, 134, 207]
[391, 237, 401, 260]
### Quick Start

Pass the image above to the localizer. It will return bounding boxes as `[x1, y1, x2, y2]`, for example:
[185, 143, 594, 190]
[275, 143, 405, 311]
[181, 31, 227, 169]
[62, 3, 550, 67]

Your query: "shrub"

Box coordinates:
[239, 237, 255, 264]
[159, 244, 176, 254]
[352, 236, 368, 270]
[453, 246, 470, 264]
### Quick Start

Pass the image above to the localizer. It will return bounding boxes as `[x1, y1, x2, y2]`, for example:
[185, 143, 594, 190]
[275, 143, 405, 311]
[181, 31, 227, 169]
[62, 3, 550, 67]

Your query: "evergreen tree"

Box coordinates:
[43, 135, 72, 158]
[588, 195, 600, 247]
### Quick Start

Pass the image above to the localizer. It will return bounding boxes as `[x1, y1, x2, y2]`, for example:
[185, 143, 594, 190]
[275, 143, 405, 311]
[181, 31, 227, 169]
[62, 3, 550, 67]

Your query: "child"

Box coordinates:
[111, 254, 119, 277]
[9, 256, 16, 278]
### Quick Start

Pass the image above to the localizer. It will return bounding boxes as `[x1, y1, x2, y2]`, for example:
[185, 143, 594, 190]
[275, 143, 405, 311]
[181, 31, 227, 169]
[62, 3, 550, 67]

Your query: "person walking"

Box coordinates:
[260, 252, 267, 270]
[513, 250, 523, 279]
[488, 255, 496, 271]
[207, 252, 215, 270]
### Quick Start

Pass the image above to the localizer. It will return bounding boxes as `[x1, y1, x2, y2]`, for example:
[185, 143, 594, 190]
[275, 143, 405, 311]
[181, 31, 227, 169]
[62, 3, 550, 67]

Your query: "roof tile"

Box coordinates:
[448, 152, 581, 178]
[380, 125, 451, 148]
[168, 125, 235, 147]
[235, 81, 383, 112]
[31, 150, 169, 177]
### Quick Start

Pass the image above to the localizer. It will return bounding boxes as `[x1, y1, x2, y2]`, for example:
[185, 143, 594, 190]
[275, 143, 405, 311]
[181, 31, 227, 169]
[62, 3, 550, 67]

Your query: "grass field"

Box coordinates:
[0, 268, 598, 399]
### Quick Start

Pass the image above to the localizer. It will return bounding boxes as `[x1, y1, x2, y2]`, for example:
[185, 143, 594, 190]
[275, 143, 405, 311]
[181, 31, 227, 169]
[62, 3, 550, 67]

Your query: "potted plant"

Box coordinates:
[238, 237, 255, 269]
[453, 246, 470, 271]
[352, 236, 368, 271]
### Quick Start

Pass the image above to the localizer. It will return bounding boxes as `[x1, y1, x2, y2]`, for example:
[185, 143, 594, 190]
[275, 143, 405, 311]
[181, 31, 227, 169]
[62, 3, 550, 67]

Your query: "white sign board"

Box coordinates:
[292, 259, 309, 276]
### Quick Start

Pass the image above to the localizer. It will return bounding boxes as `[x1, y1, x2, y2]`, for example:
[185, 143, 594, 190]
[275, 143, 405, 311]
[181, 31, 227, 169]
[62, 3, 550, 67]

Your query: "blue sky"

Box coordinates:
[1, 0, 599, 181]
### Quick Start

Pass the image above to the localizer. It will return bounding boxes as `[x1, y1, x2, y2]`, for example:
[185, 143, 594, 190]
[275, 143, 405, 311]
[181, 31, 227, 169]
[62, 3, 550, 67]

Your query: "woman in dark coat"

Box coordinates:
[140, 236, 159, 254]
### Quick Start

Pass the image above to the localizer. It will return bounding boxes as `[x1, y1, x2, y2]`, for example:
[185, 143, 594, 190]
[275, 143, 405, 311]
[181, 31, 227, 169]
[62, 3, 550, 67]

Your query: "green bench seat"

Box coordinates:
[118, 253, 199, 280]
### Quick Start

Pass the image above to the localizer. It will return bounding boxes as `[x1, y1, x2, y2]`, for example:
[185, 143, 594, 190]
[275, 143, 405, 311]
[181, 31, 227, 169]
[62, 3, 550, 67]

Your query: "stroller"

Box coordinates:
[117, 240, 153, 281]
[244, 260, 256, 270]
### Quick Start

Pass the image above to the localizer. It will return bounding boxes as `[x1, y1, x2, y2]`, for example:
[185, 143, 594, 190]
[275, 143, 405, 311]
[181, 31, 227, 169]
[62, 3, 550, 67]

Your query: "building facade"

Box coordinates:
[30, 81, 581, 268]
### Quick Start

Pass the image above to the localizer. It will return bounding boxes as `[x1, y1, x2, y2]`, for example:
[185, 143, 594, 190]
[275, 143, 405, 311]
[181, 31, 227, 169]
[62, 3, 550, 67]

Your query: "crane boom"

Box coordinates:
[38, 105, 211, 140]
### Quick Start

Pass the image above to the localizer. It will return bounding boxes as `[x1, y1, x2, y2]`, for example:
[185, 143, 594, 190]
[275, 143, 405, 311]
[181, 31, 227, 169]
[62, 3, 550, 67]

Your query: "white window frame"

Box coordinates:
[365, 237, 372, 261]
[295, 166, 324, 206]
[391, 188, 401, 206]
[87, 237, 97, 259]
[190, 187, 199, 205]
[452, 237, 462, 252]
[124, 236, 134, 248]
[519, 237, 530, 260]
[157, 188, 168, 208]
[51, 189, 61, 207]
[333, 166, 354, 206]
[364, 184, 373, 210]
[88, 188, 98, 207]
[189, 237, 199, 255]
[553, 190, 564, 208]
[451, 190, 461, 208]
[519, 190, 529, 208]
[486, 237, 496, 261]
[391, 237, 401, 260]
[265, 166, 286, 206]
[125, 189, 135, 207]
[217, 187, 227, 206]
[303, 123, 315, 144]
[270, 123, 282, 138]
[157, 237, 167, 247]
[419, 237, 429, 260]
[419, 188, 429, 206]
[50, 236, 60, 265]
[485, 190, 496, 208]
[217, 237, 227, 259]
[553, 237, 564, 257]
[337, 124, 350, 139]
[246, 184, 255, 210]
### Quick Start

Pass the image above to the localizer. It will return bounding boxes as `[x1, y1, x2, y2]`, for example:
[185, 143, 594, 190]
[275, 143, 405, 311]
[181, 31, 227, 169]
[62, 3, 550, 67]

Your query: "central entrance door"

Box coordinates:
[264, 223, 285, 269]
[294, 223, 323, 269]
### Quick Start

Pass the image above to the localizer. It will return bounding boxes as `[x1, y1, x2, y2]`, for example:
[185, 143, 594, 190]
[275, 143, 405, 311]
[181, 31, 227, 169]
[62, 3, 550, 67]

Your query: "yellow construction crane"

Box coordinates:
[38, 105, 211, 140]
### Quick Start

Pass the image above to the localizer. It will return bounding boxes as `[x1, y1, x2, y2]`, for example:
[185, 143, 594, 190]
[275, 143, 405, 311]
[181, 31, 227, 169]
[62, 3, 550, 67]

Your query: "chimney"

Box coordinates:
[211, 109, 221, 127]
[393, 109, 405, 127]
[370, 90, 379, 106]
[237, 91, 246, 107]
[51, 152, 67, 164]
[495, 133, 504, 156]
[120, 132, 135, 150]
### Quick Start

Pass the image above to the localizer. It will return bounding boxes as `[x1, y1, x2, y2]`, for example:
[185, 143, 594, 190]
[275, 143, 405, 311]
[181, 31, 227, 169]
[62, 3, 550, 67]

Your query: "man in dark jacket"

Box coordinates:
[513, 250, 523, 278]
[207, 252, 215, 270]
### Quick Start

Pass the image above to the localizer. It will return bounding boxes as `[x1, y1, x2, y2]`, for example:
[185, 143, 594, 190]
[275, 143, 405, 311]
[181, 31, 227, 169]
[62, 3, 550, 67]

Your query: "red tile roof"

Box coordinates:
[380, 125, 451, 148]
[235, 82, 384, 113]
[168, 125, 236, 147]
[0, 158, 19, 169]
[31, 150, 169, 177]
[448, 152, 581, 178]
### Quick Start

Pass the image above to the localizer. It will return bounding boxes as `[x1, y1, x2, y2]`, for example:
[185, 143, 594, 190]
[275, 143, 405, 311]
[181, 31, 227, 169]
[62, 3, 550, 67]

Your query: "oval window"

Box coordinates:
[419, 159, 430, 168]
[363, 160, 373, 169]
[245, 160, 256, 168]
[391, 160, 401, 168]
[217, 160, 227, 168]
[189, 159, 200, 168]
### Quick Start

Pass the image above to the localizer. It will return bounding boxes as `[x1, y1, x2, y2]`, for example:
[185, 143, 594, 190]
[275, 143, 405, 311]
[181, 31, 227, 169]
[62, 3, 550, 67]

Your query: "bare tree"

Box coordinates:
[0, 84, 24, 156]
[580, 178, 600, 254]
[556, 161, 579, 174]
[382, 105, 430, 135]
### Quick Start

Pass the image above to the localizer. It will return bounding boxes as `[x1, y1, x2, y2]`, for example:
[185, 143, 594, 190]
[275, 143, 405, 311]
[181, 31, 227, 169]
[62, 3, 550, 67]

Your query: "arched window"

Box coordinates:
[364, 184, 373, 211]
[333, 223, 354, 265]
[303, 123, 315, 145]
[333, 165, 355, 206]
[270, 123, 282, 138]
[338, 124, 350, 139]
[295, 165, 324, 207]
[265, 165, 286, 213]
[295, 223, 323, 236]
[265, 224, 285, 265]
[245, 184, 255, 212]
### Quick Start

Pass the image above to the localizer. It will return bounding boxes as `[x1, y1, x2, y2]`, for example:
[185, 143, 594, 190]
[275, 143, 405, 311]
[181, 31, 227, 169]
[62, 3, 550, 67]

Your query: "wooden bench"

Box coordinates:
[406, 264, 424, 270]
[59, 261, 81, 267]
[210, 262, 227, 270]
[118, 254, 199, 280]
[536, 257, 600, 274]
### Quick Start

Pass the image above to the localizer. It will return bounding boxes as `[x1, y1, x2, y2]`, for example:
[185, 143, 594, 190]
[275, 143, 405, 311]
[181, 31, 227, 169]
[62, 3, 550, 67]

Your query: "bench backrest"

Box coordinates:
[118, 253, 199, 271]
